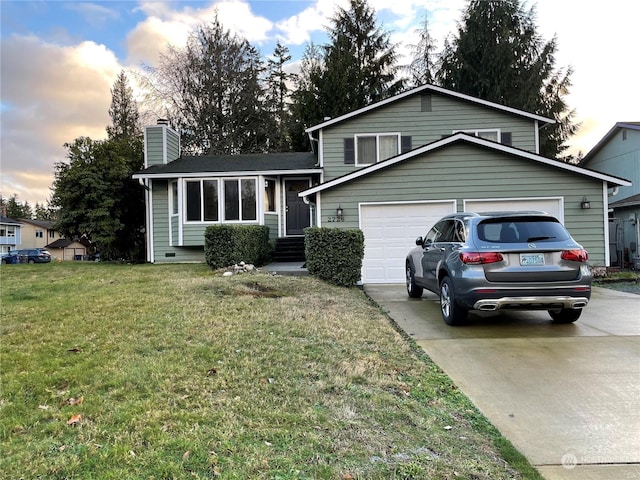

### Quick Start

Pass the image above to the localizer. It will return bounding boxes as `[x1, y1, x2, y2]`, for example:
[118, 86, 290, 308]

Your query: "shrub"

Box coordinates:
[204, 225, 272, 269]
[304, 227, 364, 287]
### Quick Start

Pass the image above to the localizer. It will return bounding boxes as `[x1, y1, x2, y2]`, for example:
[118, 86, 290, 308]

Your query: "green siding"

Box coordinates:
[584, 128, 639, 201]
[150, 180, 205, 262]
[264, 213, 279, 242]
[145, 127, 165, 166]
[167, 130, 180, 163]
[319, 144, 608, 265]
[145, 125, 181, 166]
[321, 92, 538, 181]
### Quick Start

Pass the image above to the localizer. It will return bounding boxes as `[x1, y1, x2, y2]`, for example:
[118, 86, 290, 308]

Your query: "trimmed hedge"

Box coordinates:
[304, 227, 365, 287]
[204, 225, 272, 269]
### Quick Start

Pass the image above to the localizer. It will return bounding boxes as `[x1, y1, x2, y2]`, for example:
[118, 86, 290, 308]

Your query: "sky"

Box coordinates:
[1, 0, 639, 208]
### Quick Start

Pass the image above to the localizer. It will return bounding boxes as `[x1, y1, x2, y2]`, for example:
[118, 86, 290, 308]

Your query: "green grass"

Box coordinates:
[0, 263, 542, 479]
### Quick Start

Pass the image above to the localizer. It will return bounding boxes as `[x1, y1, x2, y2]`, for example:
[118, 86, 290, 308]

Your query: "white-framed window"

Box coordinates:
[454, 129, 500, 142]
[36, 230, 44, 238]
[355, 133, 401, 165]
[184, 178, 257, 223]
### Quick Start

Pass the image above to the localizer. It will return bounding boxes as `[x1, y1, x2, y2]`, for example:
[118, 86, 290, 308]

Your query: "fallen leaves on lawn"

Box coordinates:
[182, 451, 191, 461]
[62, 396, 84, 406]
[67, 414, 82, 426]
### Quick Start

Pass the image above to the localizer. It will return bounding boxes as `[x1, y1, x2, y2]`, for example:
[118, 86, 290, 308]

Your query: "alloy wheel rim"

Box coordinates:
[441, 283, 451, 317]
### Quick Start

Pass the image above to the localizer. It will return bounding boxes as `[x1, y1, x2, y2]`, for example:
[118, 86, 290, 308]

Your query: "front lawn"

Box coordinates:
[0, 263, 541, 479]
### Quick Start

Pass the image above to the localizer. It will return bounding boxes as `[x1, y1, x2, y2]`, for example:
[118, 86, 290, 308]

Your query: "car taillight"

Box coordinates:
[460, 252, 504, 264]
[561, 249, 589, 262]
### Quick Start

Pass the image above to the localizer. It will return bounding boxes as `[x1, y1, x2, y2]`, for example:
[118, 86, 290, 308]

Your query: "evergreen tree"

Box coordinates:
[319, 0, 404, 119]
[107, 70, 141, 141]
[140, 18, 268, 155]
[51, 72, 145, 261]
[437, 0, 577, 159]
[34, 202, 56, 221]
[1, 194, 32, 219]
[289, 42, 325, 151]
[264, 41, 295, 152]
[406, 13, 438, 87]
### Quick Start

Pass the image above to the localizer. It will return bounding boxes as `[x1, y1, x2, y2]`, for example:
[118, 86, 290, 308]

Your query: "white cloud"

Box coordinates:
[127, 0, 273, 67]
[0, 35, 121, 205]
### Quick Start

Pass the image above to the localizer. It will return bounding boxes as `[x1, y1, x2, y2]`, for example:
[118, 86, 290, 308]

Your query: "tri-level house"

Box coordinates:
[133, 84, 630, 283]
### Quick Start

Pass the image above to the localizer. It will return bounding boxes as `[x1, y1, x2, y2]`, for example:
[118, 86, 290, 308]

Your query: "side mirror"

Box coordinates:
[415, 236, 424, 246]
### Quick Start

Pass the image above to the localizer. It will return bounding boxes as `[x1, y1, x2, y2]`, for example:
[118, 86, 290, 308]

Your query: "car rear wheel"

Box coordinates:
[548, 308, 582, 323]
[406, 264, 423, 298]
[440, 276, 468, 326]
[28, 259, 35, 264]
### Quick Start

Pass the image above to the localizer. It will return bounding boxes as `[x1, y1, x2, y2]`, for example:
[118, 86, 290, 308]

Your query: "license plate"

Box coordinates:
[520, 253, 545, 266]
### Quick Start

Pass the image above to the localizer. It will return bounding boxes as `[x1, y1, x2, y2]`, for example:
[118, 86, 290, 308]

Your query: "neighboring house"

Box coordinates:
[46, 238, 89, 261]
[580, 122, 640, 269]
[133, 84, 631, 283]
[0, 216, 21, 254]
[18, 218, 58, 249]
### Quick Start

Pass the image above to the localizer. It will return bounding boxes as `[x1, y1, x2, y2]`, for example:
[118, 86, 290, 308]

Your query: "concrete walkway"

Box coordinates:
[365, 284, 640, 480]
[263, 261, 308, 276]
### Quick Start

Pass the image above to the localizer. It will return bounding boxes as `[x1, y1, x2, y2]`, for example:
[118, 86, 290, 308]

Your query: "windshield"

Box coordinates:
[477, 218, 570, 244]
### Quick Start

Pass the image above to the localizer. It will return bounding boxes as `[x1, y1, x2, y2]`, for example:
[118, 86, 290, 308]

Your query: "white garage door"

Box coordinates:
[360, 201, 456, 284]
[463, 197, 564, 222]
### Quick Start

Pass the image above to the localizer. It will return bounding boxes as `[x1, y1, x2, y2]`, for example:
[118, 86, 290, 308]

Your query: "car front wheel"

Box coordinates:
[406, 263, 423, 298]
[440, 276, 468, 326]
[548, 308, 582, 323]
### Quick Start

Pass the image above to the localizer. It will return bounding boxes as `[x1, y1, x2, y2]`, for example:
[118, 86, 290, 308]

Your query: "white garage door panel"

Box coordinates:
[360, 202, 456, 284]
[464, 198, 563, 222]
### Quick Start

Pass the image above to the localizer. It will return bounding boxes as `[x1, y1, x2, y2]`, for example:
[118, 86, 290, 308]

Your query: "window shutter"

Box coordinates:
[501, 132, 512, 146]
[401, 136, 412, 153]
[344, 138, 355, 164]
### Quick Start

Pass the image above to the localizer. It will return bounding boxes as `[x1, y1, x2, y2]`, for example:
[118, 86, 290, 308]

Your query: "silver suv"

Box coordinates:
[405, 212, 592, 325]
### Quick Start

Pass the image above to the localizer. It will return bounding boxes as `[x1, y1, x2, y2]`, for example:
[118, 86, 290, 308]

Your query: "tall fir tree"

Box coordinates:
[319, 0, 404, 118]
[437, 0, 577, 159]
[406, 14, 438, 87]
[289, 0, 403, 131]
[264, 41, 295, 152]
[289, 42, 325, 151]
[107, 70, 141, 141]
[51, 72, 145, 260]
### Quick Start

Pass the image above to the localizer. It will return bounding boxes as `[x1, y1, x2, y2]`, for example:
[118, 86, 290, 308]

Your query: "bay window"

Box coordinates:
[184, 178, 257, 222]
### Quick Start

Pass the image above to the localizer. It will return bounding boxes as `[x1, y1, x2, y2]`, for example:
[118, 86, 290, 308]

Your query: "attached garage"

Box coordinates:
[360, 201, 456, 283]
[300, 134, 630, 284]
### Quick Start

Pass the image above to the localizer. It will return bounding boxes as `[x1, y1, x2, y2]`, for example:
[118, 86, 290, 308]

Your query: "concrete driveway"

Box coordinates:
[364, 285, 640, 480]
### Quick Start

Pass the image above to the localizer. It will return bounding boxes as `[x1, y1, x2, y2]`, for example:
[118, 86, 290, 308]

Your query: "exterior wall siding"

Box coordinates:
[264, 213, 279, 242]
[585, 128, 640, 201]
[318, 144, 608, 265]
[145, 126, 166, 167]
[150, 180, 205, 262]
[321, 92, 538, 181]
[145, 125, 181, 167]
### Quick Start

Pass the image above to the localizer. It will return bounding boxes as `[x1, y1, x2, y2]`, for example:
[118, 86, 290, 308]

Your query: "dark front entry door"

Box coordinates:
[285, 179, 311, 235]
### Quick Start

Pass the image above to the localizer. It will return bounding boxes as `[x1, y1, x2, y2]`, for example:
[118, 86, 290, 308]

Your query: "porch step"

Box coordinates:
[273, 237, 306, 262]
